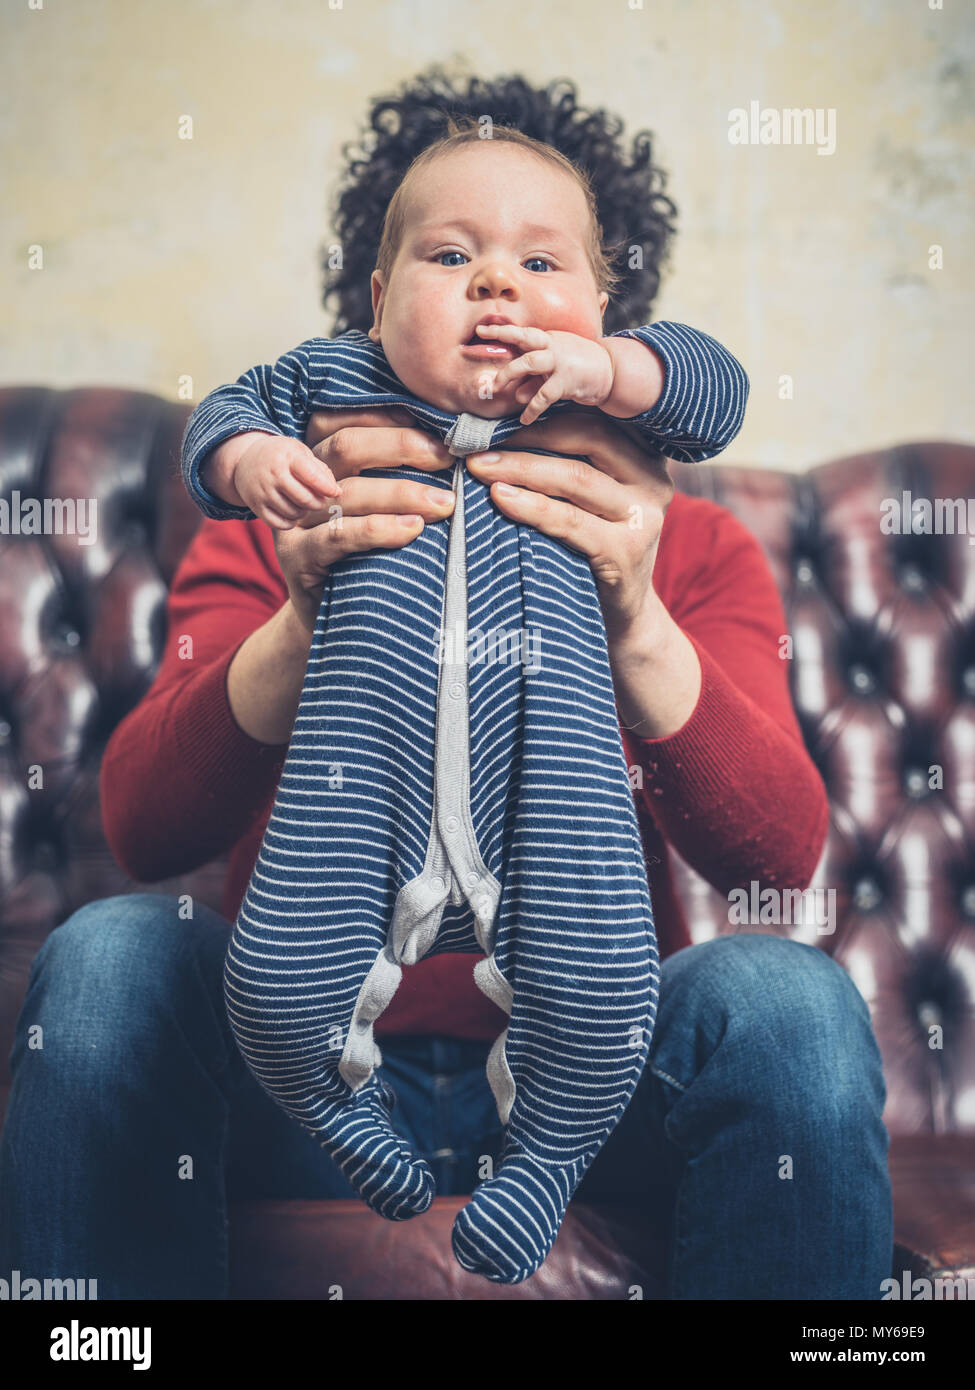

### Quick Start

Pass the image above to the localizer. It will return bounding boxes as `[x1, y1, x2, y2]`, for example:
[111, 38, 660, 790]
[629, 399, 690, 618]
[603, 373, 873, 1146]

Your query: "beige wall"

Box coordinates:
[3, 0, 972, 470]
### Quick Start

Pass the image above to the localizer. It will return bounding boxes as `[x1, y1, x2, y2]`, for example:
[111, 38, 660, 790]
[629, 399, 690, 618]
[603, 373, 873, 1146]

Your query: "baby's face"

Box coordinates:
[368, 143, 609, 418]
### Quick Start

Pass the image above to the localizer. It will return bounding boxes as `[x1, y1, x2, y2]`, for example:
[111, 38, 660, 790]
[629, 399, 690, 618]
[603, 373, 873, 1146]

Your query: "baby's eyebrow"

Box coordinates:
[413, 217, 574, 247]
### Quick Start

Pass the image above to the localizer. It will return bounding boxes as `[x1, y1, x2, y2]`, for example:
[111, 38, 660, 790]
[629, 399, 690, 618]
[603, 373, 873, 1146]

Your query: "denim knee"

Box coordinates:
[663, 931, 886, 1112]
[19, 893, 231, 1049]
[37, 890, 225, 964]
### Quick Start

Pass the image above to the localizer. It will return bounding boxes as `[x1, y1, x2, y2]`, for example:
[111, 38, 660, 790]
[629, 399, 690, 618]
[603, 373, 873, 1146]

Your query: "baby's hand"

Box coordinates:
[234, 434, 341, 530]
[474, 324, 615, 427]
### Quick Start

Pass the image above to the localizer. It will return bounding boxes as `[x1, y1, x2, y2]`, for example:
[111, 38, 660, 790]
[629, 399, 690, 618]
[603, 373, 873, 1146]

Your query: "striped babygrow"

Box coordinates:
[181, 323, 748, 1281]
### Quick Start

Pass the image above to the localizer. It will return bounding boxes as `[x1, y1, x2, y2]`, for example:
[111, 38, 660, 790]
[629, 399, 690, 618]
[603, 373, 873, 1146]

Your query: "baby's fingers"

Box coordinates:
[247, 486, 306, 530]
[491, 349, 555, 394]
[262, 507, 304, 531]
[519, 374, 565, 427]
[277, 470, 328, 510]
[475, 323, 549, 350]
[290, 453, 341, 500]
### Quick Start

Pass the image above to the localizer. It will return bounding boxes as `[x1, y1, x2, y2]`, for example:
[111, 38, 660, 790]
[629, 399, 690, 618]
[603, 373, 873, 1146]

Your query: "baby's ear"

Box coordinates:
[369, 269, 386, 341]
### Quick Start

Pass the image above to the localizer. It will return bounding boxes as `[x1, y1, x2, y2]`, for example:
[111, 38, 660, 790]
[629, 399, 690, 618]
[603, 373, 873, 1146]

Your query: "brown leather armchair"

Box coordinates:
[0, 386, 973, 1298]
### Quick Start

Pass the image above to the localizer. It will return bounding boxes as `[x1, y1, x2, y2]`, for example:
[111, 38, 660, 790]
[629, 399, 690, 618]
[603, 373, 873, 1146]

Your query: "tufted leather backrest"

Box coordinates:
[0, 387, 973, 1135]
[664, 445, 975, 1136]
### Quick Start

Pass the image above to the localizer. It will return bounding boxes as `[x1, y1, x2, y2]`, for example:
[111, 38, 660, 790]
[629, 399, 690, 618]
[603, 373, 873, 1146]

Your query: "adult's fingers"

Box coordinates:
[305, 405, 416, 449]
[465, 443, 632, 523]
[504, 411, 674, 493]
[290, 474, 455, 531]
[273, 501, 430, 633]
[328, 473, 455, 519]
[468, 480, 620, 565]
[285, 509, 429, 575]
[305, 406, 455, 479]
[309, 423, 455, 480]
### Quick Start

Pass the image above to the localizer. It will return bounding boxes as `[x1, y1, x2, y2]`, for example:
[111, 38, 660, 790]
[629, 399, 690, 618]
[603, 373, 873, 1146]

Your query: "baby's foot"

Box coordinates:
[316, 1076, 435, 1220]
[451, 1141, 581, 1282]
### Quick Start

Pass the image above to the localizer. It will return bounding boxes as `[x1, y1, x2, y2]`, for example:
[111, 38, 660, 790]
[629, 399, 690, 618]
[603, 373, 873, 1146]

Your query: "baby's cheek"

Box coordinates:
[536, 290, 603, 339]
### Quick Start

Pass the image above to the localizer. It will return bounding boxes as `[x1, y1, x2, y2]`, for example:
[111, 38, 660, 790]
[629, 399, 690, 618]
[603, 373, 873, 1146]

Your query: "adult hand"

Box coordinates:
[271, 406, 456, 634]
[464, 411, 675, 651]
[465, 411, 701, 738]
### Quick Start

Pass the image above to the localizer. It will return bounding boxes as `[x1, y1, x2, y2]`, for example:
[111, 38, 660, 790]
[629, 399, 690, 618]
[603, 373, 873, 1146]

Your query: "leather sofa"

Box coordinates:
[0, 384, 973, 1298]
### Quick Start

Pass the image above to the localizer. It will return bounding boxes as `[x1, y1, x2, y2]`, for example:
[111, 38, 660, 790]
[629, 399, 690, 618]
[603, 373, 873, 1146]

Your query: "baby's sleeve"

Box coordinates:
[609, 321, 749, 463]
[180, 336, 326, 521]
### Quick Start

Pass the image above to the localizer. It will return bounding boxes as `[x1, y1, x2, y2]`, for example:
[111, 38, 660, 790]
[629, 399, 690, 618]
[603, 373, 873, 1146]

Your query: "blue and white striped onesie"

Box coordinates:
[181, 323, 748, 1282]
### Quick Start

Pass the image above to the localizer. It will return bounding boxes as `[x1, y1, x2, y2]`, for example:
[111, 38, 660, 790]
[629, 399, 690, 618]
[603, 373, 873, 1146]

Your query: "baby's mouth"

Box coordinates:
[460, 334, 515, 355]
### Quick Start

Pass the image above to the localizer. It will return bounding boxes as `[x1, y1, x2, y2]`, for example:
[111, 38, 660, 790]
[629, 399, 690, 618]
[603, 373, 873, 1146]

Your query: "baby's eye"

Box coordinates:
[436, 251, 468, 267]
[524, 257, 553, 273]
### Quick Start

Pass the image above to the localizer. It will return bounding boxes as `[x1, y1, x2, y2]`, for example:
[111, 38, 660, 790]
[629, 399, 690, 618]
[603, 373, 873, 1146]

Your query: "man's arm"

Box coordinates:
[615, 495, 829, 896]
[99, 517, 306, 881]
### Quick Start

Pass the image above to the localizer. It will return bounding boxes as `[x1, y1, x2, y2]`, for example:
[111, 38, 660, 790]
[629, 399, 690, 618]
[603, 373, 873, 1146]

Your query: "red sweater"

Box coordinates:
[100, 490, 829, 1039]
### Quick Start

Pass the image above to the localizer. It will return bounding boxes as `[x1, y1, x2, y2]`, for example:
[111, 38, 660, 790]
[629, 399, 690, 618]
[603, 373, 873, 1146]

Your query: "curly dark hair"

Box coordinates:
[319, 62, 679, 339]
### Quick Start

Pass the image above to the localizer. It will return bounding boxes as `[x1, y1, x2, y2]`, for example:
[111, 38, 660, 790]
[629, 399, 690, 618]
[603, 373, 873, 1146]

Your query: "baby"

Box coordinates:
[181, 128, 748, 1284]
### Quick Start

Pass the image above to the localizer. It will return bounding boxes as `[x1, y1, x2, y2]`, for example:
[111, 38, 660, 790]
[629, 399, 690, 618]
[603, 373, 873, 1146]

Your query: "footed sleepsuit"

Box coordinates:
[181, 323, 749, 1282]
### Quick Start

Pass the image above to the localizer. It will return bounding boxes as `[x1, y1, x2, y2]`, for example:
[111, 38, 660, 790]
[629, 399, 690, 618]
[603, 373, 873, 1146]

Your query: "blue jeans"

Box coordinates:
[0, 892, 893, 1299]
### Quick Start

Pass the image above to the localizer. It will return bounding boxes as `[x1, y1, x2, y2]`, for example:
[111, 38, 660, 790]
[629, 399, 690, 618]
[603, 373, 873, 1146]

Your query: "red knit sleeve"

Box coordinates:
[623, 494, 829, 895]
[100, 519, 290, 881]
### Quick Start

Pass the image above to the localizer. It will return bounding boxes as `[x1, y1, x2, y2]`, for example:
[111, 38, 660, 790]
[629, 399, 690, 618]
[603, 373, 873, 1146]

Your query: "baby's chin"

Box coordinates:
[391, 357, 523, 419]
[440, 368, 524, 420]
